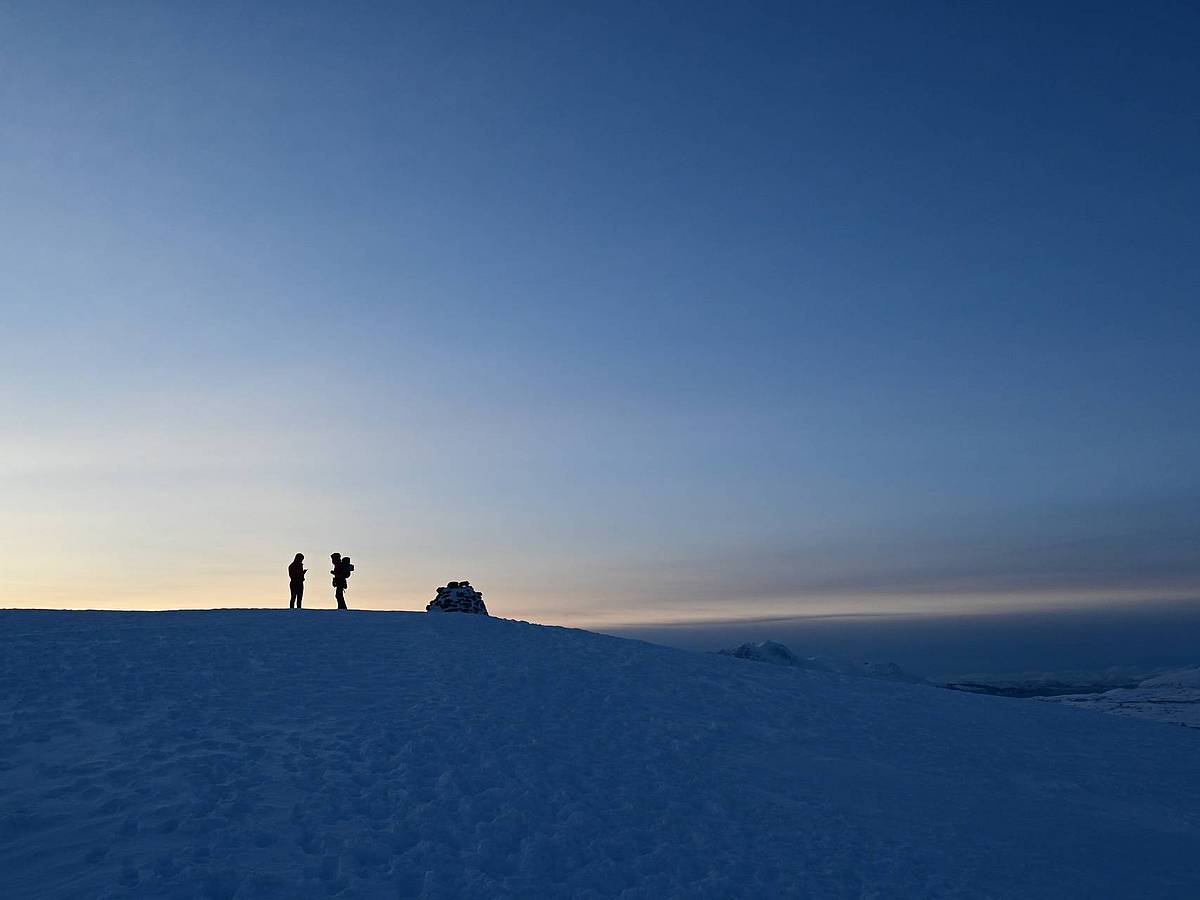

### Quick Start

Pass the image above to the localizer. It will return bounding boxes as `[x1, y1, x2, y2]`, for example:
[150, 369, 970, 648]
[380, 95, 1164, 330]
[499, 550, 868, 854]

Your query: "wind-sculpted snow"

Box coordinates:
[1, 611, 1199, 899]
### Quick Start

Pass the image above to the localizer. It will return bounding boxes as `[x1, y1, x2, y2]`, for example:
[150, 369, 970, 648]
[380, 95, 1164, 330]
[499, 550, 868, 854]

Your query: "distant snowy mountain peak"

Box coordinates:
[718, 640, 925, 683]
[718, 640, 800, 666]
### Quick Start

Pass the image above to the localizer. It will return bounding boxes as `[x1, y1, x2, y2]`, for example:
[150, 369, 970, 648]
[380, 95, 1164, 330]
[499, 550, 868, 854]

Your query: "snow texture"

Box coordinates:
[1040, 666, 1200, 729]
[2, 610, 1199, 899]
[720, 640, 925, 683]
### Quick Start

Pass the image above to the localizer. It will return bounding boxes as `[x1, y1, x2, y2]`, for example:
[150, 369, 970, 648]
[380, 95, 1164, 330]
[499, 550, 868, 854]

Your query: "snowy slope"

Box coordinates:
[1142, 666, 1200, 687]
[720, 639, 925, 683]
[1, 611, 1199, 899]
[1041, 666, 1200, 729]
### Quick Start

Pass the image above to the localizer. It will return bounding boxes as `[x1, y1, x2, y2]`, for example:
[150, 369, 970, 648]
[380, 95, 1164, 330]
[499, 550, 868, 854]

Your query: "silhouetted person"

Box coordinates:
[331, 553, 353, 609]
[330, 553, 342, 607]
[288, 553, 306, 608]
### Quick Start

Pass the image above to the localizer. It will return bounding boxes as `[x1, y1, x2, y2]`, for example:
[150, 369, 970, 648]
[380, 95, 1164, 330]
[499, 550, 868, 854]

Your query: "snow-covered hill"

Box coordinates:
[1040, 666, 1200, 729]
[1143, 666, 1200, 688]
[719, 639, 925, 683]
[2, 611, 1199, 899]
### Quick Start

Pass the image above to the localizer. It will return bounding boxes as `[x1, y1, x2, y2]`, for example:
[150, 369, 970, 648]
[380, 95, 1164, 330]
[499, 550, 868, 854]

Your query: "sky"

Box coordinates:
[2, 1, 1199, 643]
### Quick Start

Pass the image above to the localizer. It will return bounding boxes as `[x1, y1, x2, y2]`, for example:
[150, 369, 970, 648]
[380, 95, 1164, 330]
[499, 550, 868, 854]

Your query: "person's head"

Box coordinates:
[331, 553, 341, 562]
[293, 553, 304, 563]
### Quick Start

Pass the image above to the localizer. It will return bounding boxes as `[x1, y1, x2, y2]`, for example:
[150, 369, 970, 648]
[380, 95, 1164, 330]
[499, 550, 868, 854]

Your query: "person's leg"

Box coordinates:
[296, 584, 303, 608]
[289, 585, 297, 608]
[336, 586, 346, 609]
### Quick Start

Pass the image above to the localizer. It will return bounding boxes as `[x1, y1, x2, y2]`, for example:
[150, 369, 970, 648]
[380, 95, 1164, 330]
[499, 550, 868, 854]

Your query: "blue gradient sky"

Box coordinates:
[2, 1, 1198, 624]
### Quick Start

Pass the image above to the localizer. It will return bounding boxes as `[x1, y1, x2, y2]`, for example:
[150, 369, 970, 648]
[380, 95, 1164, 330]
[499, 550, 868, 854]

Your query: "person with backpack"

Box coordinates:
[331, 553, 354, 609]
[288, 553, 306, 608]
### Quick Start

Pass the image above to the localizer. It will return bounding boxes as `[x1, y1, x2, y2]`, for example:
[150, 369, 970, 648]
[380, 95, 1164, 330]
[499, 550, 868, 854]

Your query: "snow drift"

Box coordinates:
[1, 610, 1198, 899]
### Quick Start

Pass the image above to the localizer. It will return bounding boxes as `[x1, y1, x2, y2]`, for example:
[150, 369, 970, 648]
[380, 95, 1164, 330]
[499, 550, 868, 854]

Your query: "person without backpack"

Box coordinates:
[288, 553, 306, 608]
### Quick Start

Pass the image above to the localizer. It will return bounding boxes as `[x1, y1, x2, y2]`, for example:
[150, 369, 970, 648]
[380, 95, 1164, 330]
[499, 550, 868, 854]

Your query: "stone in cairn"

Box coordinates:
[426, 580, 489, 615]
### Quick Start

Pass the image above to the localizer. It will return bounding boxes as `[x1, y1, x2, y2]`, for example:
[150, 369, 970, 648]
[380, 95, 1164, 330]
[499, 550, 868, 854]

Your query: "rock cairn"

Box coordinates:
[426, 581, 489, 615]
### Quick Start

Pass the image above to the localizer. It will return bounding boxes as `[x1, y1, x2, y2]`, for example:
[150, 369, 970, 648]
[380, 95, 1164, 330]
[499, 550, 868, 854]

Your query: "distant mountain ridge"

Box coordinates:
[1039, 665, 1200, 729]
[717, 640, 1200, 729]
[940, 679, 1136, 699]
[718, 640, 927, 684]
